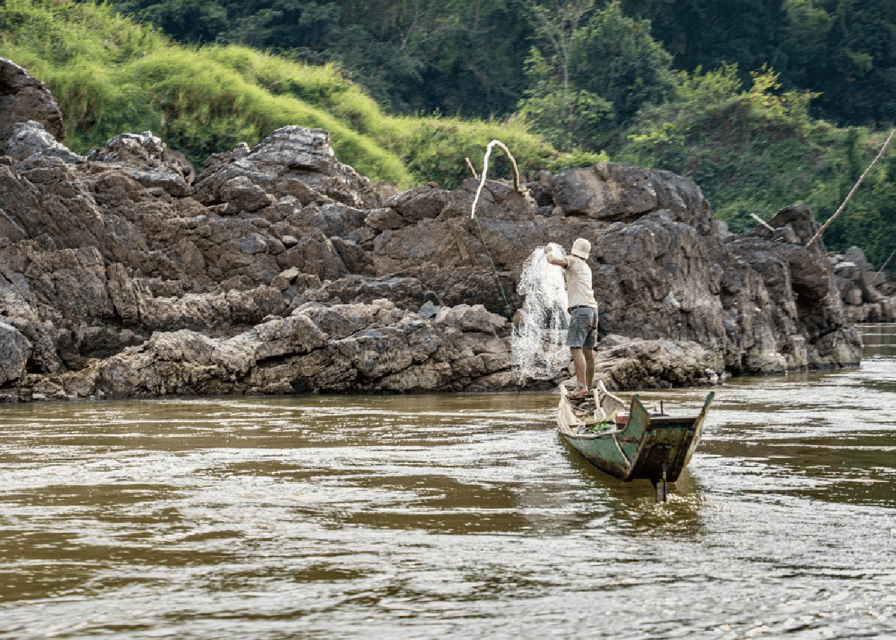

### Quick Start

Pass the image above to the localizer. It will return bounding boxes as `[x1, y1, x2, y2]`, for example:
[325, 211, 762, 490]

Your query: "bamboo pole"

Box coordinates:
[806, 128, 896, 247]
[464, 157, 480, 180]
[872, 247, 896, 283]
[467, 140, 528, 321]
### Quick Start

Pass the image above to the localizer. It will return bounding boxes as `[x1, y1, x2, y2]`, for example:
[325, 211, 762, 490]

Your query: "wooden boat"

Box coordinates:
[557, 381, 714, 501]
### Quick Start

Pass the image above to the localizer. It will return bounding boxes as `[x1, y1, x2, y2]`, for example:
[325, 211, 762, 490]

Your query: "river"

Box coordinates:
[1, 330, 895, 638]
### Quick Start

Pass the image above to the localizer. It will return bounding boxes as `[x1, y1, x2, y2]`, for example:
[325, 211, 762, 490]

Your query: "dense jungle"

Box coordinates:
[1, 0, 895, 265]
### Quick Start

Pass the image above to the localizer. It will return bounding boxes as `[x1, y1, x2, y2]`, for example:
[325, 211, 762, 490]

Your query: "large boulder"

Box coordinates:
[0, 58, 65, 155]
[86, 131, 194, 195]
[0, 321, 31, 384]
[6, 120, 82, 164]
[551, 162, 716, 235]
[42, 301, 515, 399]
[595, 335, 724, 389]
[194, 126, 382, 211]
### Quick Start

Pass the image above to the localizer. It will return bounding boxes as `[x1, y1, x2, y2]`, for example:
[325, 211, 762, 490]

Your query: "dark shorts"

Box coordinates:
[567, 306, 597, 349]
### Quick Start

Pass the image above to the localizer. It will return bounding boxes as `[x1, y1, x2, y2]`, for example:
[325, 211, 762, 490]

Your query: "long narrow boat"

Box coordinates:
[557, 381, 714, 501]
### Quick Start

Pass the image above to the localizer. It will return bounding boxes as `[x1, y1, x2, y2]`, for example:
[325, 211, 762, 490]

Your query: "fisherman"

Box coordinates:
[545, 238, 599, 398]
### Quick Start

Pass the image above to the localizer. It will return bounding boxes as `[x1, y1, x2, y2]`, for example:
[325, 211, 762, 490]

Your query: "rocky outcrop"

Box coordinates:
[31, 300, 513, 400]
[722, 205, 862, 372]
[0, 58, 65, 156]
[832, 246, 896, 323]
[0, 59, 863, 401]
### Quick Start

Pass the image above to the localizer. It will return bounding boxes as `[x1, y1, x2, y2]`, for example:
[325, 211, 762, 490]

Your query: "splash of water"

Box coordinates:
[511, 244, 570, 384]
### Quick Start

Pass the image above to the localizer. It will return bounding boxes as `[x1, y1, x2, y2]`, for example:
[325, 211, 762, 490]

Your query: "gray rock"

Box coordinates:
[0, 320, 31, 384]
[0, 58, 65, 155]
[6, 120, 82, 164]
[0, 58, 867, 400]
[194, 126, 381, 210]
[86, 131, 193, 196]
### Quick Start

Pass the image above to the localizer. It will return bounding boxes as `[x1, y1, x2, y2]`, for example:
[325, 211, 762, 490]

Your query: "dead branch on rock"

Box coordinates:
[470, 140, 528, 220]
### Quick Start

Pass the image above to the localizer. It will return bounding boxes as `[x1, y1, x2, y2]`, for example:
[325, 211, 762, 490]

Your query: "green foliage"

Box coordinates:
[517, 0, 676, 153]
[619, 62, 896, 267]
[570, 0, 676, 128]
[518, 84, 614, 152]
[0, 0, 571, 190]
[0, 0, 169, 148]
[823, 0, 896, 127]
[517, 45, 615, 151]
[125, 0, 229, 44]
[217, 0, 342, 51]
[102, 0, 535, 120]
[620, 64, 827, 227]
[115, 46, 414, 182]
[2, 0, 895, 266]
[67, 0, 896, 130]
[621, 0, 789, 77]
[385, 114, 601, 189]
[622, 0, 896, 128]
[823, 138, 896, 267]
[45, 60, 164, 148]
[0, 1, 412, 183]
[0, 0, 158, 66]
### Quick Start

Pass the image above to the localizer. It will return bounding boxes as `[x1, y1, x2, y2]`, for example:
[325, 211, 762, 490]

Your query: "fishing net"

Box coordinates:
[511, 244, 570, 384]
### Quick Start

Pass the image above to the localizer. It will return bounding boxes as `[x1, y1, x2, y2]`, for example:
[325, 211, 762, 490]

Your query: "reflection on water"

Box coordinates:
[1, 357, 895, 638]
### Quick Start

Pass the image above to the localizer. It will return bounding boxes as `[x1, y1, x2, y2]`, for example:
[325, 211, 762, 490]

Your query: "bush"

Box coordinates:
[619, 65, 835, 231]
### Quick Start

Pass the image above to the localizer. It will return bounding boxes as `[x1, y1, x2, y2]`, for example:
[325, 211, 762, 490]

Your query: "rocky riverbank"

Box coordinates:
[831, 246, 896, 323]
[0, 57, 867, 401]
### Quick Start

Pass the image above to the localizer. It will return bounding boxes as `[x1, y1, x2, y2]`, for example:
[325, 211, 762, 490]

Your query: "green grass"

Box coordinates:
[0, 0, 590, 189]
[4, 1, 890, 264]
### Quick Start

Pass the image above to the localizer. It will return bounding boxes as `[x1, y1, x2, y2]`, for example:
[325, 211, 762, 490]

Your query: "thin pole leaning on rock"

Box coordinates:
[465, 157, 480, 180]
[468, 140, 527, 321]
[873, 246, 896, 283]
[806, 128, 896, 248]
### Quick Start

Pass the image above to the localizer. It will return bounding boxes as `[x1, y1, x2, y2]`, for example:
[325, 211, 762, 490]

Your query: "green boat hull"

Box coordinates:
[557, 385, 714, 485]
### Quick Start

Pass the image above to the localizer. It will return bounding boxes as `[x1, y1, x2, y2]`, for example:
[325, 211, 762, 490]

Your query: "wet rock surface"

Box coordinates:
[0, 59, 864, 401]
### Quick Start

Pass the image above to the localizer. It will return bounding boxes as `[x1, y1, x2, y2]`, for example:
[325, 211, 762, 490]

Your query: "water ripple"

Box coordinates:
[1, 362, 895, 638]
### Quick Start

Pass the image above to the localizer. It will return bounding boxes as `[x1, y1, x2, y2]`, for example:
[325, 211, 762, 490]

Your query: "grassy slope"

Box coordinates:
[0, 0, 595, 190]
[2, 1, 890, 264]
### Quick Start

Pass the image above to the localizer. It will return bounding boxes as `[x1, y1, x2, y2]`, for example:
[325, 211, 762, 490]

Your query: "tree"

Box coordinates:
[516, 0, 676, 152]
[217, 1, 343, 52]
[571, 1, 677, 126]
[618, 63, 826, 233]
[813, 0, 896, 126]
[111, 0, 229, 44]
[619, 0, 789, 74]
[517, 46, 614, 150]
[621, 0, 895, 127]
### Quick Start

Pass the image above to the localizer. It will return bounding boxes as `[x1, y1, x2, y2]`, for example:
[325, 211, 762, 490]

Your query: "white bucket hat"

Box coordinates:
[571, 238, 591, 259]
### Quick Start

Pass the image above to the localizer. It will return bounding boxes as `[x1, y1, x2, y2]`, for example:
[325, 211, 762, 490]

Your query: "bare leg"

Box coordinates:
[571, 348, 587, 391]
[584, 348, 595, 390]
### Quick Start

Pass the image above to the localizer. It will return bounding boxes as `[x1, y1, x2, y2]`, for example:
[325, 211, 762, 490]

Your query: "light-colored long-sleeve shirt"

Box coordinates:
[545, 245, 598, 309]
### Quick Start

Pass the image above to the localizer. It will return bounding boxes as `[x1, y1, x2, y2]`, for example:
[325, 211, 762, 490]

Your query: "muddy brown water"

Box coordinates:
[1, 328, 895, 638]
